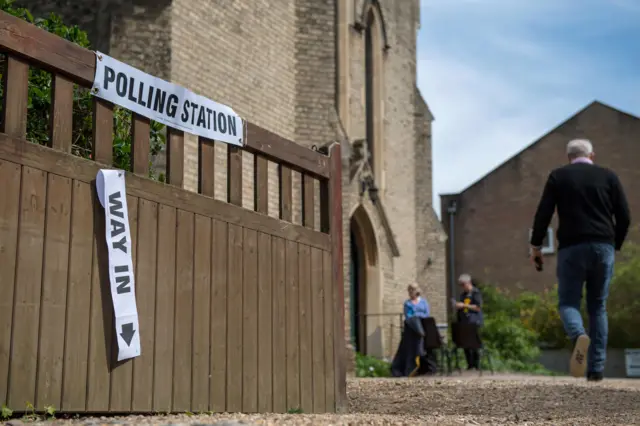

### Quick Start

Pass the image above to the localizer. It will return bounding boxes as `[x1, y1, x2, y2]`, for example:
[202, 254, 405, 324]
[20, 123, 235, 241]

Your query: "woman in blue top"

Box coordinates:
[392, 284, 435, 377]
[404, 283, 430, 319]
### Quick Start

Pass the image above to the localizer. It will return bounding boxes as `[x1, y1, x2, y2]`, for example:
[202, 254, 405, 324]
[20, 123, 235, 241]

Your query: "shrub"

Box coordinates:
[475, 243, 640, 353]
[520, 287, 568, 349]
[355, 352, 391, 378]
[516, 242, 640, 349]
[606, 243, 640, 348]
[472, 283, 551, 374]
[0, 0, 165, 175]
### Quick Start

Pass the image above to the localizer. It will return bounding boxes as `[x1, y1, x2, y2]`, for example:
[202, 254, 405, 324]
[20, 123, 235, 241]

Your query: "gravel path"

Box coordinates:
[10, 374, 640, 425]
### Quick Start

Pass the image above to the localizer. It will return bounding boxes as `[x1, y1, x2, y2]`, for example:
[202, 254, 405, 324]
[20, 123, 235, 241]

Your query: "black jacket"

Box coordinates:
[531, 162, 630, 251]
[458, 287, 483, 326]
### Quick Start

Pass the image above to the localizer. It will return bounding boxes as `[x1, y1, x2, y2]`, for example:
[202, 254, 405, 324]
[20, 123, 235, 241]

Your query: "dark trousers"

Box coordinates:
[464, 348, 480, 369]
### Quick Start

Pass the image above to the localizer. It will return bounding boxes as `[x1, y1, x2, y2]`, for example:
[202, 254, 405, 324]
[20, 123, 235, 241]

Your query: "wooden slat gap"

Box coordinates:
[0, 132, 331, 251]
[245, 122, 330, 179]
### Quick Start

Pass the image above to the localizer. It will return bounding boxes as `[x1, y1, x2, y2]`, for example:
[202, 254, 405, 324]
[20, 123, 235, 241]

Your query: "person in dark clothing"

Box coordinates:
[455, 273, 483, 370]
[530, 138, 631, 381]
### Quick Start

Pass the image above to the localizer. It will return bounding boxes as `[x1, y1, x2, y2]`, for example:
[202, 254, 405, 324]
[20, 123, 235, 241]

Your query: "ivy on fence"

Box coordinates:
[0, 0, 166, 177]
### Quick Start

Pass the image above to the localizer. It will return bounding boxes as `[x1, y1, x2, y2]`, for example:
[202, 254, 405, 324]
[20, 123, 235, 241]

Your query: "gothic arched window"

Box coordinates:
[362, 1, 386, 191]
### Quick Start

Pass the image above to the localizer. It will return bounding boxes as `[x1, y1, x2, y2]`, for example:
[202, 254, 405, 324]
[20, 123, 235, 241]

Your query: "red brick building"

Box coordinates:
[440, 101, 639, 308]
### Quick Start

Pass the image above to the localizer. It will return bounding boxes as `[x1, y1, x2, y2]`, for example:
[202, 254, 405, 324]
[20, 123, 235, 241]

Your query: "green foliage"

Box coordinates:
[482, 313, 540, 363]
[519, 286, 569, 349]
[22, 401, 38, 421]
[1, 405, 12, 419]
[606, 243, 640, 348]
[355, 352, 391, 377]
[523, 243, 640, 349]
[474, 283, 551, 374]
[44, 404, 56, 419]
[287, 407, 304, 414]
[0, 0, 165, 174]
[480, 243, 640, 351]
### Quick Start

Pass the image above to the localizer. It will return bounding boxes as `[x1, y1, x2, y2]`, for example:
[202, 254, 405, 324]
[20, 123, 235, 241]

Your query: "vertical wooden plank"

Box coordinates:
[322, 251, 335, 411]
[61, 181, 94, 411]
[242, 228, 258, 413]
[131, 199, 158, 411]
[323, 144, 346, 412]
[36, 174, 72, 409]
[311, 248, 326, 413]
[1, 56, 29, 138]
[210, 220, 228, 412]
[227, 146, 243, 206]
[226, 224, 243, 412]
[109, 196, 138, 411]
[279, 166, 292, 222]
[167, 128, 184, 188]
[92, 98, 114, 165]
[302, 175, 315, 229]
[198, 137, 215, 197]
[257, 232, 272, 413]
[86, 183, 113, 412]
[152, 205, 177, 412]
[271, 237, 286, 413]
[285, 240, 299, 411]
[173, 210, 194, 412]
[192, 214, 211, 412]
[49, 75, 74, 152]
[298, 244, 313, 414]
[254, 155, 268, 214]
[8, 167, 47, 408]
[0, 161, 21, 407]
[131, 114, 150, 176]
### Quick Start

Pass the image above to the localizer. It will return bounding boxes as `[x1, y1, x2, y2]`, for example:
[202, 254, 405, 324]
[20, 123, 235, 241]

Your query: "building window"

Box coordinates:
[365, 15, 375, 176]
[362, 4, 384, 191]
[529, 227, 555, 255]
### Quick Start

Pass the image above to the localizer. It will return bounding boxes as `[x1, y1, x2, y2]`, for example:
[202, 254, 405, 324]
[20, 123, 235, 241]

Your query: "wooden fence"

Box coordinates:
[0, 11, 346, 414]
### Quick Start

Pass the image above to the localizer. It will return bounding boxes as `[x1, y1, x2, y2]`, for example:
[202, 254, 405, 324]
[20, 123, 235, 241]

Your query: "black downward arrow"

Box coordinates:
[120, 322, 136, 346]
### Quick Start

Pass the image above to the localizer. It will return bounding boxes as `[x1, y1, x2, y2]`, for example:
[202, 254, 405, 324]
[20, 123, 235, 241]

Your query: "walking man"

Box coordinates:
[530, 139, 630, 381]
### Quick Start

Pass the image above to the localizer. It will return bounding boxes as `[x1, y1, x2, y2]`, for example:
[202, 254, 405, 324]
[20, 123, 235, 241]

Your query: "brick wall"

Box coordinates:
[441, 102, 640, 299]
[17, 0, 173, 78]
[171, 0, 298, 201]
[415, 90, 447, 323]
[376, 2, 420, 320]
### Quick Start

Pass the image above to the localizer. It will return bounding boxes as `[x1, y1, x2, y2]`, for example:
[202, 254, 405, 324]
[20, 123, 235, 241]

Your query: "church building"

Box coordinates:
[18, 0, 447, 361]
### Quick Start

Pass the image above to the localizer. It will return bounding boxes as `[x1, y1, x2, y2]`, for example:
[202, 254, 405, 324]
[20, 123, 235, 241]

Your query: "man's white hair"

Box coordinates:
[566, 139, 593, 158]
[458, 273, 472, 283]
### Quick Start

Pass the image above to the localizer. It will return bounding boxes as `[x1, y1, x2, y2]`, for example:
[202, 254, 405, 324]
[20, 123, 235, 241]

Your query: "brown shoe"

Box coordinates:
[570, 334, 590, 378]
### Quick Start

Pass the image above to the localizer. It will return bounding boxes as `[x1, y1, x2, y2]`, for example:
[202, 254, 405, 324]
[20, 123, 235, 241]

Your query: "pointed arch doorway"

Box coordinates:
[349, 205, 382, 356]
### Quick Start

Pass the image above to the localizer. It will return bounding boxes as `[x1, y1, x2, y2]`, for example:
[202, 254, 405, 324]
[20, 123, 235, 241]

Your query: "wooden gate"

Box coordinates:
[0, 11, 346, 414]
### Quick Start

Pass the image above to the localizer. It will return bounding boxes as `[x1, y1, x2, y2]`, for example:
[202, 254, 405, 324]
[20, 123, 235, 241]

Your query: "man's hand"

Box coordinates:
[530, 246, 543, 270]
[455, 302, 465, 309]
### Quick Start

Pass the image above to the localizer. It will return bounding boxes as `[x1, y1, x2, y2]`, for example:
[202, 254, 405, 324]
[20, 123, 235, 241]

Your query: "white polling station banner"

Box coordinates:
[91, 52, 244, 147]
[96, 169, 141, 361]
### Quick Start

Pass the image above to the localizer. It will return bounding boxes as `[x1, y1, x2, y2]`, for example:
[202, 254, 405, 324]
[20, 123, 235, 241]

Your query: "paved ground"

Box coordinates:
[14, 374, 640, 425]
